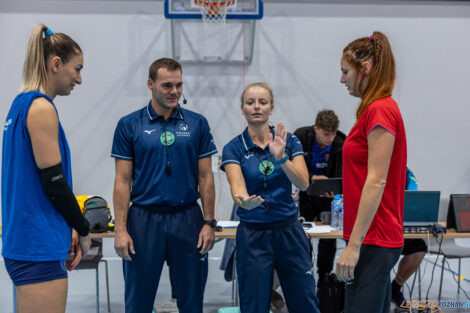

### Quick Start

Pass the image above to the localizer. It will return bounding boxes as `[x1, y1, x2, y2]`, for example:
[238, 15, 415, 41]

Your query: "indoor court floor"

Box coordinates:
[1, 238, 469, 313]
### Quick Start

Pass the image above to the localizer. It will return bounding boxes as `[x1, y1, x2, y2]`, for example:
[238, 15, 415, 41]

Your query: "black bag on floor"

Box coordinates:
[317, 273, 345, 313]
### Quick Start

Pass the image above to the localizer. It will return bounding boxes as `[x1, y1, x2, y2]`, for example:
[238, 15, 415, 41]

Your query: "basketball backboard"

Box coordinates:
[166, 0, 261, 64]
[165, 0, 263, 20]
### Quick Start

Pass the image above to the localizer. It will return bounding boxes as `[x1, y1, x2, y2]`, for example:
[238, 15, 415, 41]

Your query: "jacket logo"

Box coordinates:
[144, 129, 156, 135]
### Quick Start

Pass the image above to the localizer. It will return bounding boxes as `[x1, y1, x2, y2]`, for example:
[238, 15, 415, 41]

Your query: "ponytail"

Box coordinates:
[343, 31, 395, 120]
[21, 24, 82, 93]
[21, 24, 49, 93]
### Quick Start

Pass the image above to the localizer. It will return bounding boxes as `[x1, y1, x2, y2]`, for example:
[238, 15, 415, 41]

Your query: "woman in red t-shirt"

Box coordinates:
[336, 31, 407, 313]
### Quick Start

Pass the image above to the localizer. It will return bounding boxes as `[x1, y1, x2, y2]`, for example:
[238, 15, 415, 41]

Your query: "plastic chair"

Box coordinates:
[71, 238, 111, 313]
[428, 238, 470, 301]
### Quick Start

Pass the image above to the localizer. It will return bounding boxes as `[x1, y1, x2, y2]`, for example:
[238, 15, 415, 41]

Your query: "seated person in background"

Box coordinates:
[294, 109, 346, 282]
[391, 168, 427, 306]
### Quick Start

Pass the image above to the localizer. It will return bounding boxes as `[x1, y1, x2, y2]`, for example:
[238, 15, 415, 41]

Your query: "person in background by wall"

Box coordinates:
[294, 109, 346, 285]
[2, 24, 91, 313]
[336, 31, 407, 313]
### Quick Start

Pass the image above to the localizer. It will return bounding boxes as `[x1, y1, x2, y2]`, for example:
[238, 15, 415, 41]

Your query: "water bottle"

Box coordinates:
[330, 197, 337, 229]
[331, 195, 341, 229]
[338, 195, 344, 231]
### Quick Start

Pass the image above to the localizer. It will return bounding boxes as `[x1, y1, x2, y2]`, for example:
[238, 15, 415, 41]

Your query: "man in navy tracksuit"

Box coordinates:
[111, 58, 218, 313]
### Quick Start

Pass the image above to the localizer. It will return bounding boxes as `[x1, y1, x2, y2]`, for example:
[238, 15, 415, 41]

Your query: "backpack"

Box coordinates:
[317, 273, 345, 313]
[76, 195, 91, 215]
[76, 195, 112, 233]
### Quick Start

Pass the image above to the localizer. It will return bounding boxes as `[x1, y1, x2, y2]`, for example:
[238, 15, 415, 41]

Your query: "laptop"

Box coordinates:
[447, 194, 470, 232]
[307, 178, 342, 196]
[403, 191, 440, 227]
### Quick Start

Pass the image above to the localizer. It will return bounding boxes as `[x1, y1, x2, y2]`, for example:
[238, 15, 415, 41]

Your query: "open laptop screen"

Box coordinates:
[403, 191, 440, 224]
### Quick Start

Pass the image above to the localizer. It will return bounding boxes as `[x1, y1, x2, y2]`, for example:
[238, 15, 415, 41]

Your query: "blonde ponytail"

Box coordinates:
[20, 24, 82, 93]
[21, 24, 49, 93]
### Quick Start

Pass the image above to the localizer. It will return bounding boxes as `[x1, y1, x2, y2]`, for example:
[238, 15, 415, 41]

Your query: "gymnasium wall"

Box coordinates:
[1, 1, 469, 220]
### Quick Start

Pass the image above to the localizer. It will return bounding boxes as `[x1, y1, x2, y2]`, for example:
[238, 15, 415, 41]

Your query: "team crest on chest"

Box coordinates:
[176, 122, 191, 137]
[259, 160, 274, 175]
[160, 131, 175, 146]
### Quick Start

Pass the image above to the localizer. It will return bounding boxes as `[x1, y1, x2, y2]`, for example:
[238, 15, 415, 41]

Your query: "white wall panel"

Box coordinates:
[1, 2, 470, 221]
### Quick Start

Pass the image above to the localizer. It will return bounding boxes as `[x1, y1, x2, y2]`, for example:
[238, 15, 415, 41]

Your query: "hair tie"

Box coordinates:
[44, 28, 54, 38]
[369, 34, 374, 40]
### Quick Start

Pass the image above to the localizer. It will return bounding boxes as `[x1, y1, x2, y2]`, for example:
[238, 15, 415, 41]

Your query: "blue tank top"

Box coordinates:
[2, 91, 73, 261]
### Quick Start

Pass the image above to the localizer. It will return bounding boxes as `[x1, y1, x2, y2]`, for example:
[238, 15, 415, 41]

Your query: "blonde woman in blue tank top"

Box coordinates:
[1, 24, 91, 313]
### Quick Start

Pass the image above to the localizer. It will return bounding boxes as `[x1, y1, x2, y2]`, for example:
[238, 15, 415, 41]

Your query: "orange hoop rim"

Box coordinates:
[194, 0, 236, 15]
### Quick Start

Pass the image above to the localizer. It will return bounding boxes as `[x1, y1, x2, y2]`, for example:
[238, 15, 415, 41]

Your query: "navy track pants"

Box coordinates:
[236, 215, 320, 313]
[123, 203, 208, 313]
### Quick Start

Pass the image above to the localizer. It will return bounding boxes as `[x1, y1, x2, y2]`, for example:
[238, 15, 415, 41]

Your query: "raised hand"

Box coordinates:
[269, 122, 287, 160]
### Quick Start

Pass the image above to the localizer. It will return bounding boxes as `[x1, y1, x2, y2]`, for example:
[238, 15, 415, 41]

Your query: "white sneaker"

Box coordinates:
[154, 299, 178, 313]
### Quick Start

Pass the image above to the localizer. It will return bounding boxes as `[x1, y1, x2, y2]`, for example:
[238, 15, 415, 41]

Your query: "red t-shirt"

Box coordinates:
[342, 97, 407, 248]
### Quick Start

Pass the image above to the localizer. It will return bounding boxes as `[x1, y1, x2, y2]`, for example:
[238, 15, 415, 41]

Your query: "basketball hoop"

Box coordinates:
[194, 0, 236, 28]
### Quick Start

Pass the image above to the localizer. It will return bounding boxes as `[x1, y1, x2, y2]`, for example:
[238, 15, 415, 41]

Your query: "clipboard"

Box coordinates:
[307, 178, 342, 196]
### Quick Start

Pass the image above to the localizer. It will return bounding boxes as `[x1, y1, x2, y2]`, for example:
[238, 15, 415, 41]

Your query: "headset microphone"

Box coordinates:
[182, 93, 187, 105]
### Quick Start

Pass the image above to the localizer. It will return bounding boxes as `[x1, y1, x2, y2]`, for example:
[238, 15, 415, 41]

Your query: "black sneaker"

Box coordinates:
[391, 281, 405, 307]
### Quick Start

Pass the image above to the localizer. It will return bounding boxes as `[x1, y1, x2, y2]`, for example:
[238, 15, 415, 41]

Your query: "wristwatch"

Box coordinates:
[203, 219, 218, 229]
[275, 153, 289, 165]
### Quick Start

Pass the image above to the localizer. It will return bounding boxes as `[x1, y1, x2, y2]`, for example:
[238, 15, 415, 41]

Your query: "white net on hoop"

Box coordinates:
[195, 0, 235, 28]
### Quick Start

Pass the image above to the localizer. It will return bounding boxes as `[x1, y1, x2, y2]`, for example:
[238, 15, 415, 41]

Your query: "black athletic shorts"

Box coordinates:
[402, 239, 427, 255]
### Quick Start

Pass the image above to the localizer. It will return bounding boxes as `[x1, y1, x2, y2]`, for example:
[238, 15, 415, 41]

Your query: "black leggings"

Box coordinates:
[345, 245, 402, 313]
